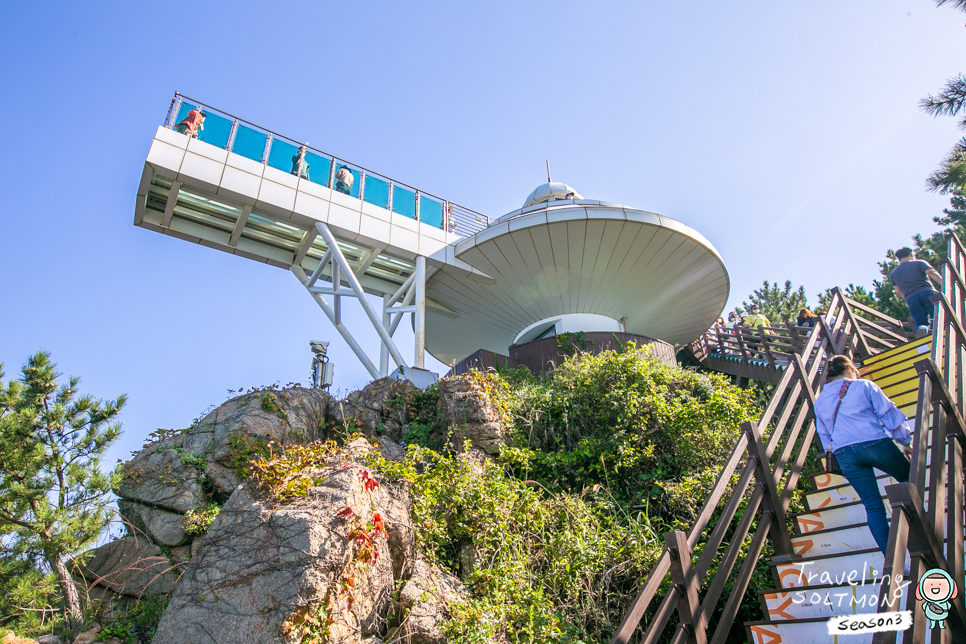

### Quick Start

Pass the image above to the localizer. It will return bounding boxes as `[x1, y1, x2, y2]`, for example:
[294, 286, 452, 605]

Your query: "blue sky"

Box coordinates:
[1, 1, 964, 463]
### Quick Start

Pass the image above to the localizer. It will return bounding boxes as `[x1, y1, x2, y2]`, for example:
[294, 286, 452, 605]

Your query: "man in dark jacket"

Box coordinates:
[890, 247, 942, 337]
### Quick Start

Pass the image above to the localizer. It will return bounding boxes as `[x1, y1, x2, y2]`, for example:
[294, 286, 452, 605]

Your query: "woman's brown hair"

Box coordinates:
[798, 308, 818, 320]
[827, 355, 856, 380]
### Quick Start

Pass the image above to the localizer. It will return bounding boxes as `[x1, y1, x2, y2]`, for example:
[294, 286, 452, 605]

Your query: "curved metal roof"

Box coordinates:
[521, 182, 583, 208]
[425, 199, 730, 366]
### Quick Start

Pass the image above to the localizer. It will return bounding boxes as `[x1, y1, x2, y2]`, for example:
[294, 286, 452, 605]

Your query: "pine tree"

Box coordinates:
[0, 352, 125, 633]
[735, 280, 808, 324]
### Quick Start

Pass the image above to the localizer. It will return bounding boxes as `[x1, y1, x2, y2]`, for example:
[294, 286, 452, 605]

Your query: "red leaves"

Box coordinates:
[335, 506, 355, 521]
[372, 512, 386, 537]
[358, 468, 379, 492]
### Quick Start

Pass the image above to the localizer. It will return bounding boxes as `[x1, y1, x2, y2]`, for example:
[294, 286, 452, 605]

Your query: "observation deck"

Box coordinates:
[135, 94, 729, 381]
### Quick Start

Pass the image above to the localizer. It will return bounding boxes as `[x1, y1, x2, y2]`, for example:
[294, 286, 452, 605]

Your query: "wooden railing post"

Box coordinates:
[743, 421, 795, 560]
[664, 531, 707, 644]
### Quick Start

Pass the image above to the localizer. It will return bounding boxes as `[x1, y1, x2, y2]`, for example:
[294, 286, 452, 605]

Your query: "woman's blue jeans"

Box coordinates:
[835, 438, 910, 554]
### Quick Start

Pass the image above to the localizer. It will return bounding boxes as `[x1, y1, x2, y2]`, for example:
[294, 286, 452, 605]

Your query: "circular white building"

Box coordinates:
[425, 182, 730, 366]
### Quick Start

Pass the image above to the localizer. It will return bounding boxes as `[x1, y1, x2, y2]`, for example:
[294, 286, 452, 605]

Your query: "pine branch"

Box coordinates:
[921, 74, 966, 119]
[936, 0, 966, 12]
[927, 137, 966, 193]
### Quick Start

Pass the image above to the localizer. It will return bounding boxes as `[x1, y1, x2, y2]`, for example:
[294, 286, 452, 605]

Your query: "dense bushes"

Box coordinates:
[373, 346, 764, 643]
[374, 446, 661, 643]
[492, 347, 759, 527]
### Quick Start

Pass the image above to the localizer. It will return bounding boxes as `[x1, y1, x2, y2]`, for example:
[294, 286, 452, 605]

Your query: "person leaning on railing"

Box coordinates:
[174, 109, 206, 138]
[334, 165, 354, 195]
[815, 355, 912, 555]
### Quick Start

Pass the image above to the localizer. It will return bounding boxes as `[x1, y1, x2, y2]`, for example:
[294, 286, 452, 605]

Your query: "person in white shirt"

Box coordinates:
[815, 355, 912, 554]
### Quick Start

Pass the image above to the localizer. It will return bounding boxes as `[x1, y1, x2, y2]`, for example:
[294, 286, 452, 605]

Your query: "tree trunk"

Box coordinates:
[47, 553, 83, 633]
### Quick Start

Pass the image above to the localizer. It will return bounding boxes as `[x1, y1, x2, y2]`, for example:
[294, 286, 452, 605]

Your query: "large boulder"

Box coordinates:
[437, 376, 505, 455]
[388, 560, 467, 644]
[75, 536, 177, 597]
[118, 499, 188, 547]
[332, 378, 418, 442]
[115, 387, 333, 546]
[115, 447, 206, 513]
[152, 441, 415, 644]
[192, 387, 333, 495]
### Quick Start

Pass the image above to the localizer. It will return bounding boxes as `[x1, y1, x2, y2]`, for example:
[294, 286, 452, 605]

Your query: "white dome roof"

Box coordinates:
[522, 182, 582, 208]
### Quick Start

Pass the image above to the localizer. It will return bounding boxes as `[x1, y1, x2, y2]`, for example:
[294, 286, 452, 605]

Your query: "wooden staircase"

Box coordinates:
[612, 233, 966, 644]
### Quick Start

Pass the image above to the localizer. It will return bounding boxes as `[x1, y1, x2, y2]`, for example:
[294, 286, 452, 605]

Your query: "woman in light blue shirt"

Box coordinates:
[815, 355, 913, 554]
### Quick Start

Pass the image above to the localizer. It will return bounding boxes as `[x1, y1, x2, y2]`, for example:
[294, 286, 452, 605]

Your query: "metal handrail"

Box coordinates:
[164, 92, 493, 236]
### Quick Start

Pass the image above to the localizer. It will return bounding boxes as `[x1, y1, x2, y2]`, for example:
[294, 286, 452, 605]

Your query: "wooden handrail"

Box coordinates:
[870, 229, 966, 642]
[611, 290, 891, 644]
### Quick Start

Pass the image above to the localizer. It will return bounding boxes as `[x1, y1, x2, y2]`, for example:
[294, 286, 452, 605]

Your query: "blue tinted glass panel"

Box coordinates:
[333, 165, 362, 198]
[304, 152, 331, 187]
[232, 125, 267, 162]
[267, 139, 300, 175]
[363, 175, 390, 209]
[392, 185, 416, 219]
[419, 196, 444, 229]
[197, 112, 232, 148]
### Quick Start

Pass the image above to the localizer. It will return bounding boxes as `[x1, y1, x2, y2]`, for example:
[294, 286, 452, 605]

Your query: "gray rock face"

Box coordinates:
[199, 388, 331, 493]
[75, 536, 176, 597]
[115, 387, 333, 547]
[389, 560, 467, 644]
[438, 376, 505, 455]
[153, 442, 415, 644]
[116, 447, 206, 514]
[334, 378, 418, 442]
[36, 635, 64, 644]
[118, 499, 188, 547]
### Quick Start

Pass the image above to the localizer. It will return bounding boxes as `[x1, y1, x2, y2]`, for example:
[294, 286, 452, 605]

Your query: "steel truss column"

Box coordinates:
[414, 256, 426, 368]
[292, 222, 429, 382]
[380, 294, 391, 377]
[291, 264, 379, 379]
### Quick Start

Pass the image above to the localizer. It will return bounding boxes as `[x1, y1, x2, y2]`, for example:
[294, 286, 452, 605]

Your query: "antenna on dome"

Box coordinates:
[546, 160, 552, 183]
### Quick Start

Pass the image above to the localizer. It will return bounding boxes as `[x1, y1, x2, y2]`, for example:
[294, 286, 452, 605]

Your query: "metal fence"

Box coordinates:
[164, 93, 492, 237]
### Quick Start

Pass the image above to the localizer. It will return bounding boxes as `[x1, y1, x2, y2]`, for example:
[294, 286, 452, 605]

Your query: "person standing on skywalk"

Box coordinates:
[815, 355, 913, 555]
[890, 246, 942, 338]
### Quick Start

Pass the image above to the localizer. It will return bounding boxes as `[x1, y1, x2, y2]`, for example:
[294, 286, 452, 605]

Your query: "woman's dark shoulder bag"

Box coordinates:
[824, 379, 852, 475]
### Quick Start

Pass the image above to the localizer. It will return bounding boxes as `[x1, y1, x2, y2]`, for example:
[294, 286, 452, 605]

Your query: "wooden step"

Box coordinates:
[805, 473, 897, 511]
[759, 579, 908, 621]
[792, 501, 891, 536]
[774, 549, 883, 589]
[791, 523, 876, 557]
[746, 613, 934, 644]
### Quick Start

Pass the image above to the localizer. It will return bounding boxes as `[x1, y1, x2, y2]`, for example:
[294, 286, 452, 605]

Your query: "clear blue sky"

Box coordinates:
[1, 1, 964, 464]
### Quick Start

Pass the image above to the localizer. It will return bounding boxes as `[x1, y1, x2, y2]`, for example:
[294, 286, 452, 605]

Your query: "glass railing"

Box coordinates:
[164, 93, 491, 236]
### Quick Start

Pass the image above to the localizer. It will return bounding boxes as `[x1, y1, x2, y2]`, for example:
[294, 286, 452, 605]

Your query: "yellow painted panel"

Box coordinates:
[862, 336, 930, 367]
[862, 338, 932, 371]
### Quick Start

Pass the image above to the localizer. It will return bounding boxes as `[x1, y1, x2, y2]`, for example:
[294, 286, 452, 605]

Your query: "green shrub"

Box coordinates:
[95, 596, 168, 643]
[183, 503, 221, 537]
[493, 346, 759, 523]
[372, 446, 662, 644]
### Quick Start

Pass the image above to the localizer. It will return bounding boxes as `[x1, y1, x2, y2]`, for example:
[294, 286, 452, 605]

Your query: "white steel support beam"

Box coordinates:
[380, 294, 391, 377]
[291, 265, 379, 379]
[414, 256, 426, 368]
[228, 204, 252, 248]
[355, 245, 384, 278]
[293, 228, 318, 267]
[387, 285, 415, 336]
[161, 180, 181, 227]
[332, 258, 341, 324]
[315, 222, 409, 370]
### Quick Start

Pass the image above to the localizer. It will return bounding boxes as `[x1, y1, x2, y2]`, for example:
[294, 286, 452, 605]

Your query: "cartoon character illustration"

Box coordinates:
[916, 567, 958, 629]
